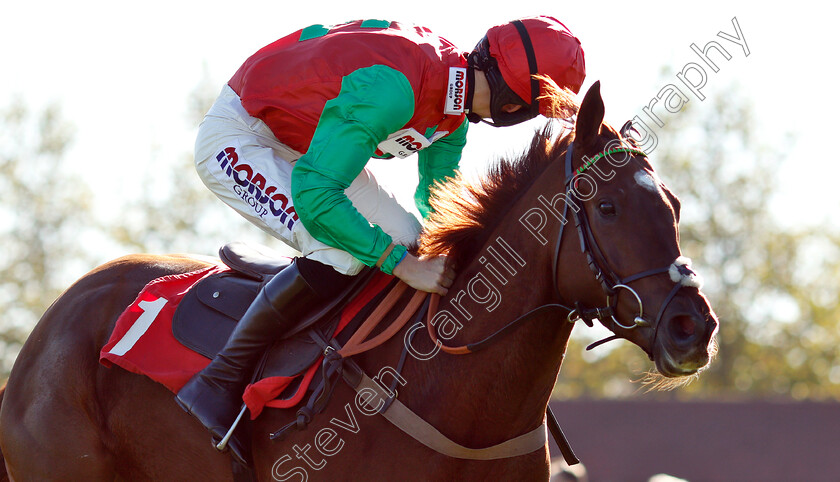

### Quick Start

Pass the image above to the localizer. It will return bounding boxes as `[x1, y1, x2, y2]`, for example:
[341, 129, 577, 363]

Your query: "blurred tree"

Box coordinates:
[554, 85, 840, 401]
[0, 101, 97, 374]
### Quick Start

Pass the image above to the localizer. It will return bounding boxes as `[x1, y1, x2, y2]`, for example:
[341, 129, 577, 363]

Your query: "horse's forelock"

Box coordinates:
[535, 75, 579, 119]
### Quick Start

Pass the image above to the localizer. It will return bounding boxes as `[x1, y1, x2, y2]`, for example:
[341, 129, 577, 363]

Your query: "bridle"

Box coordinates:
[428, 137, 702, 356]
[551, 141, 700, 353]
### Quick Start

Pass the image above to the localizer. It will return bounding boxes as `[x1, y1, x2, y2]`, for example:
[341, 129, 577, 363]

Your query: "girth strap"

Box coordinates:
[351, 370, 548, 460]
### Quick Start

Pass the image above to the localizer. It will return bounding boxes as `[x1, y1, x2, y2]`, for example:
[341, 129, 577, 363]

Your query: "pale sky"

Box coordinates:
[3, 0, 838, 246]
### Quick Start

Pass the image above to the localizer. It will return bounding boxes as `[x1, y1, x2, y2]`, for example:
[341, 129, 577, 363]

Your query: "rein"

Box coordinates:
[337, 283, 427, 357]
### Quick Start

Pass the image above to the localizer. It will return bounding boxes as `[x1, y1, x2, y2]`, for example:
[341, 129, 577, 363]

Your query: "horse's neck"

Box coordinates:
[405, 194, 572, 445]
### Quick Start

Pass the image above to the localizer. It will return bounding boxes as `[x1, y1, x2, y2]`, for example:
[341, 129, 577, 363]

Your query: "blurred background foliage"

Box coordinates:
[1, 80, 837, 401]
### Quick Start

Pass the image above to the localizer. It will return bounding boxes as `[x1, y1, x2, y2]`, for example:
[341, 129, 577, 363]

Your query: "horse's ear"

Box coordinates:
[574, 81, 605, 148]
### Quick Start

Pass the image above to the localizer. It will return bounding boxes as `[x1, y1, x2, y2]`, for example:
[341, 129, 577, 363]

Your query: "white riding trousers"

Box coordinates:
[194, 85, 421, 275]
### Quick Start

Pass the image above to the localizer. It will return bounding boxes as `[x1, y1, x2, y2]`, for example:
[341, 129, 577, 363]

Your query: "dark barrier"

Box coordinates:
[549, 399, 840, 482]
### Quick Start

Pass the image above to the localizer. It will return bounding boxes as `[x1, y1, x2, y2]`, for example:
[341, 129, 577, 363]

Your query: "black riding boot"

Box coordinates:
[175, 257, 351, 458]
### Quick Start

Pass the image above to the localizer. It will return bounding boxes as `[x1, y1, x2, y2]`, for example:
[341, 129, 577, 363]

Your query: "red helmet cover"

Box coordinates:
[486, 16, 586, 115]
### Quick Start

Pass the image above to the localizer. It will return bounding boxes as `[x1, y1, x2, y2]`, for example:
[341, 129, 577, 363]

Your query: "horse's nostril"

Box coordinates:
[669, 314, 697, 342]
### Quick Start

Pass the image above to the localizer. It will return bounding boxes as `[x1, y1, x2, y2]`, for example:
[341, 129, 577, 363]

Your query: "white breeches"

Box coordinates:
[194, 85, 421, 275]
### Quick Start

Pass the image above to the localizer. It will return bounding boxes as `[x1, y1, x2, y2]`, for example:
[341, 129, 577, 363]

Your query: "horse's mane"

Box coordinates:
[418, 86, 578, 269]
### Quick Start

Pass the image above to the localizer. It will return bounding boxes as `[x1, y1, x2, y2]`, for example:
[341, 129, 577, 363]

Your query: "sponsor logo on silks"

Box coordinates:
[215, 147, 299, 230]
[445, 67, 467, 115]
[376, 128, 432, 159]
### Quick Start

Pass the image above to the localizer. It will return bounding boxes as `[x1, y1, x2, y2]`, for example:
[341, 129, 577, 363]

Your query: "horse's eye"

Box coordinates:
[598, 200, 616, 216]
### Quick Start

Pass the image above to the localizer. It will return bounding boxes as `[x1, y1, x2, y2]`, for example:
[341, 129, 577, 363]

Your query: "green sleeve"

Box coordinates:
[415, 118, 468, 219]
[291, 65, 413, 274]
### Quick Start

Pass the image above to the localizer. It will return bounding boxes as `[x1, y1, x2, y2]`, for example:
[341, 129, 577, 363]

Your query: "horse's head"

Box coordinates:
[555, 81, 718, 380]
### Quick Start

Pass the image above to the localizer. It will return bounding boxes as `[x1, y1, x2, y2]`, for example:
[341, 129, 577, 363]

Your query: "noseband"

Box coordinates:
[553, 141, 701, 352]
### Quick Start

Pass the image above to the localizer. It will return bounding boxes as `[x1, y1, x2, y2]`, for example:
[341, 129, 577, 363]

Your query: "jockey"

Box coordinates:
[176, 16, 585, 454]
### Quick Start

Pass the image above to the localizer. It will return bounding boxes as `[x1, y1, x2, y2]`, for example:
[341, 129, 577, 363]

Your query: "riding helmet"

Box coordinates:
[467, 16, 586, 126]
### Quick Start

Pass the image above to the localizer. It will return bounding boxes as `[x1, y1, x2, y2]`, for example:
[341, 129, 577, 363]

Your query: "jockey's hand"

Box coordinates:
[392, 254, 455, 296]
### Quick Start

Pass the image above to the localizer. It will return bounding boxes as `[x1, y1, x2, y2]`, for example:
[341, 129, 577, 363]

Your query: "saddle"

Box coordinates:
[172, 242, 383, 382]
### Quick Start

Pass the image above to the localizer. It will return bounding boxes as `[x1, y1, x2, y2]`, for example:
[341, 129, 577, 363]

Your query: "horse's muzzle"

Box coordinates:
[653, 303, 718, 377]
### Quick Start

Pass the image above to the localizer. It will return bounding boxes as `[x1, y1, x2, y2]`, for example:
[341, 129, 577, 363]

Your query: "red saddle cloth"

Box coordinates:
[99, 265, 393, 419]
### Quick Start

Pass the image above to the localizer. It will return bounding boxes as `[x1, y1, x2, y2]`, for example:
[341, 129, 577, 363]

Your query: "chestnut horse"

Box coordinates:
[0, 82, 717, 481]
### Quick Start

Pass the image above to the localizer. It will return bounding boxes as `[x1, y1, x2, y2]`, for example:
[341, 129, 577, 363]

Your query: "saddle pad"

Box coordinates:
[99, 265, 395, 418]
[100, 265, 224, 392]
